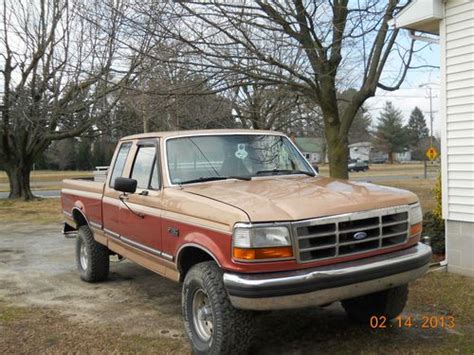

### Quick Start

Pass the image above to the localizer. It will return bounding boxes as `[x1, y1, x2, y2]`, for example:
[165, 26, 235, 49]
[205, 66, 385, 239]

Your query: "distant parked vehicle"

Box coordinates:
[371, 157, 387, 164]
[348, 159, 369, 172]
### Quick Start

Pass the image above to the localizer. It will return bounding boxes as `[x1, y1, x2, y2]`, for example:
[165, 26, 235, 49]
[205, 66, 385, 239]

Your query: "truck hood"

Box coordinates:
[182, 176, 418, 222]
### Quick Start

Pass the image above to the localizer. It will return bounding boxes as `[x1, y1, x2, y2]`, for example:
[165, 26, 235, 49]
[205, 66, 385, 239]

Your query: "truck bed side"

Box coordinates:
[61, 178, 105, 229]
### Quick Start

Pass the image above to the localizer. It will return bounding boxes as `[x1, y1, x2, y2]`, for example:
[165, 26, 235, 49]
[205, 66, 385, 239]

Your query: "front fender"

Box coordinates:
[176, 229, 233, 270]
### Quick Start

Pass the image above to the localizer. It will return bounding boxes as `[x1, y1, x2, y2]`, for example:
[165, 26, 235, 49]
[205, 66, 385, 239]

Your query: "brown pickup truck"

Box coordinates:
[61, 129, 431, 354]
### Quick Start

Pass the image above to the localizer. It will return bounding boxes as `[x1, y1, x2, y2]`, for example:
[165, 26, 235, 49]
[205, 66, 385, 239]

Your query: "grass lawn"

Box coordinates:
[378, 178, 436, 212]
[318, 162, 440, 178]
[0, 198, 63, 224]
[0, 298, 188, 354]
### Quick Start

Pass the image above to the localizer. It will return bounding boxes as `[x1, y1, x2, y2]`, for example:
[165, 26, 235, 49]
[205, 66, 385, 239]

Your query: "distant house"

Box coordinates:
[370, 150, 389, 163]
[394, 150, 412, 162]
[349, 142, 372, 161]
[349, 142, 392, 163]
[394, 0, 474, 276]
[294, 137, 326, 164]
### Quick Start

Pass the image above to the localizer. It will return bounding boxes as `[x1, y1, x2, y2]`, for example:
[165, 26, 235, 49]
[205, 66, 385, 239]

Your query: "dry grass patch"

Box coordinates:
[377, 179, 436, 212]
[0, 299, 188, 354]
[251, 271, 474, 354]
[318, 163, 440, 178]
[0, 198, 62, 224]
[408, 271, 474, 325]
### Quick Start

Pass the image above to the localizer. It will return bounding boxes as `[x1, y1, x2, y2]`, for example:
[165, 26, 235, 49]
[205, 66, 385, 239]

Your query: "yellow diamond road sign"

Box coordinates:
[426, 147, 438, 161]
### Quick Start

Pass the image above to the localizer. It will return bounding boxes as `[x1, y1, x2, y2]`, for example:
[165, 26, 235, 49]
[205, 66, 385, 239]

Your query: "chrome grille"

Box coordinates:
[292, 206, 410, 263]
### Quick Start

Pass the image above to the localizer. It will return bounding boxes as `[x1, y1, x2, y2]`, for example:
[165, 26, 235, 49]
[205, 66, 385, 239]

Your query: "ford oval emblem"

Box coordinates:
[353, 231, 368, 240]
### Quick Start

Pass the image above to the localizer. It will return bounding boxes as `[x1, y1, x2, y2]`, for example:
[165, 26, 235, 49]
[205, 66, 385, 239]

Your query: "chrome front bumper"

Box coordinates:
[223, 243, 432, 311]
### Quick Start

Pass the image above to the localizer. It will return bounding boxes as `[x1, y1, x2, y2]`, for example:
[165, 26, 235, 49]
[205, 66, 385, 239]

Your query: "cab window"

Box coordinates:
[130, 145, 160, 190]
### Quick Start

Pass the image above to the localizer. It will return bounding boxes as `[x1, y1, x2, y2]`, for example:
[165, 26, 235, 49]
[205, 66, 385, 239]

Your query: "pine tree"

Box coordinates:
[76, 139, 93, 171]
[406, 107, 429, 146]
[349, 110, 373, 144]
[374, 102, 409, 163]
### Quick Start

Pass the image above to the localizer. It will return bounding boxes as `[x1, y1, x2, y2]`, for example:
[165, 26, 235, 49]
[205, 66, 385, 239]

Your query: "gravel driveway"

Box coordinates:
[1, 222, 471, 354]
[0, 223, 184, 339]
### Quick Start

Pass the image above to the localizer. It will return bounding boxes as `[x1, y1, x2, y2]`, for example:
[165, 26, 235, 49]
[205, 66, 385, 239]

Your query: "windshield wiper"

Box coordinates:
[179, 175, 251, 185]
[255, 169, 316, 177]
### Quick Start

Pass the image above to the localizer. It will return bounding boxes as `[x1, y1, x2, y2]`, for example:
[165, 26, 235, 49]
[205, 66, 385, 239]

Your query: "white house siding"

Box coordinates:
[349, 142, 372, 161]
[441, 0, 474, 276]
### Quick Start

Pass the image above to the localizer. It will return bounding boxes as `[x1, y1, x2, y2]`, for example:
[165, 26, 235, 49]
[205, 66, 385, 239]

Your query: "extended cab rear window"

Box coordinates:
[109, 142, 132, 187]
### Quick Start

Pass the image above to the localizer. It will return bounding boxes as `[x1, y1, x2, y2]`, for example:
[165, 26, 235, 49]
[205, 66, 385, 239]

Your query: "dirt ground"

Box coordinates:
[1, 222, 473, 354]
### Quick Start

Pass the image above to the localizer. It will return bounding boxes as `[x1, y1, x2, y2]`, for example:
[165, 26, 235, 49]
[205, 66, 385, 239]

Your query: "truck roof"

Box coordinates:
[120, 129, 284, 141]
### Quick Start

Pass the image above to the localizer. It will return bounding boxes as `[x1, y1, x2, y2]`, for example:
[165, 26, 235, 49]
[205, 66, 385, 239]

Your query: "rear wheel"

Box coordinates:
[341, 284, 409, 323]
[76, 225, 109, 282]
[182, 261, 253, 354]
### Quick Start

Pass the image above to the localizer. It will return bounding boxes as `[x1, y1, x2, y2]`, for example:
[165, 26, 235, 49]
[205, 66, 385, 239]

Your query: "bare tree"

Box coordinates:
[136, 0, 425, 178]
[111, 52, 236, 135]
[232, 84, 297, 130]
[0, 0, 146, 199]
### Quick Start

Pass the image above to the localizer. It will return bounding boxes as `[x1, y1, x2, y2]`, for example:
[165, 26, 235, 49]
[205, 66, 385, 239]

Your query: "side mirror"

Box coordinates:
[113, 177, 137, 194]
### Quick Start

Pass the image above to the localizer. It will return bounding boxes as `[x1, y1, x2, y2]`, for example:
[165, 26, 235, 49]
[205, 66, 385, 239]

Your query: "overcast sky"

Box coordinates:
[1, 9, 441, 137]
[366, 41, 440, 136]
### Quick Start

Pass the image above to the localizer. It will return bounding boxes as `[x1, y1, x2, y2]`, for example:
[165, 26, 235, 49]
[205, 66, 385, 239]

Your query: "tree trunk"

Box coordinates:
[6, 164, 35, 200]
[325, 123, 349, 179]
[320, 84, 350, 179]
[388, 151, 394, 164]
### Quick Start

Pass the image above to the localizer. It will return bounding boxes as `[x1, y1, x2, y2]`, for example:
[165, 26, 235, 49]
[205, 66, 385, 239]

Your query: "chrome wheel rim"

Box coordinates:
[192, 289, 214, 342]
[80, 242, 89, 270]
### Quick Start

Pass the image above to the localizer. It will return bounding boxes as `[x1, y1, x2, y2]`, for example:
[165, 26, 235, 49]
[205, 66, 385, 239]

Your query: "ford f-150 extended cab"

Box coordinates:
[61, 129, 431, 354]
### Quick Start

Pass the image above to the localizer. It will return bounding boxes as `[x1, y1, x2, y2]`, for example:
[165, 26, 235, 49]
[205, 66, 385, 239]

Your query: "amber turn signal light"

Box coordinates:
[410, 222, 422, 237]
[233, 246, 294, 261]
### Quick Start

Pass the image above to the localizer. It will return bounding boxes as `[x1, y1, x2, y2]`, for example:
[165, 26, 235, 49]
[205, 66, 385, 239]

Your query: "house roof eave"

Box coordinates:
[392, 0, 442, 35]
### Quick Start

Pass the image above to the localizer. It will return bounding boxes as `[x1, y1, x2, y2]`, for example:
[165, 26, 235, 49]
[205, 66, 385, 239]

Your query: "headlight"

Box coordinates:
[409, 203, 423, 237]
[232, 224, 294, 261]
[233, 225, 291, 248]
[410, 203, 422, 224]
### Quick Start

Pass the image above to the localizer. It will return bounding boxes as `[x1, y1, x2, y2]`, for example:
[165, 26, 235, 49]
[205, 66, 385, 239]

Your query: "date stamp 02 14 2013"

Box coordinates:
[369, 315, 456, 329]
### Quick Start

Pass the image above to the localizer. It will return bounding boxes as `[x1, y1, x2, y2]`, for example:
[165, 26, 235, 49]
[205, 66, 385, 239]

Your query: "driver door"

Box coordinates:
[118, 139, 163, 254]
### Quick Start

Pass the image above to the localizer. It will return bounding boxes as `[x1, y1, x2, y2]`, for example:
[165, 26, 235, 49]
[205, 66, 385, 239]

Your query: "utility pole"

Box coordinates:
[429, 87, 433, 147]
[419, 83, 438, 179]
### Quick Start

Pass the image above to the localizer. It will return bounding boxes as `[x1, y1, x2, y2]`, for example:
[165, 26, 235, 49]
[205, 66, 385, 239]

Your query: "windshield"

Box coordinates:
[166, 134, 315, 185]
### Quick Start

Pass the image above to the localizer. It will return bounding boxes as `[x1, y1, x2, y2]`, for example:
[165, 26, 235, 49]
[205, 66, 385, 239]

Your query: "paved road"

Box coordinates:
[0, 189, 61, 199]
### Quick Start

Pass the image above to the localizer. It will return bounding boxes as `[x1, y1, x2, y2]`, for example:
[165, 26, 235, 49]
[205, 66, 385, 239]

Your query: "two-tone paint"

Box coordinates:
[61, 129, 423, 283]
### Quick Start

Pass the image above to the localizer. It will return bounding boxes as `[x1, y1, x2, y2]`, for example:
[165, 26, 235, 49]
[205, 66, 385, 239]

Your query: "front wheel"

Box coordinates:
[341, 284, 409, 323]
[182, 261, 253, 354]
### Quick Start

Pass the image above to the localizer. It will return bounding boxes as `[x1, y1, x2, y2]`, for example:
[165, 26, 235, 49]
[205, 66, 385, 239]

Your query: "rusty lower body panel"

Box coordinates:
[223, 243, 432, 311]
